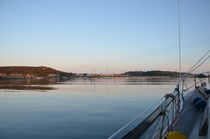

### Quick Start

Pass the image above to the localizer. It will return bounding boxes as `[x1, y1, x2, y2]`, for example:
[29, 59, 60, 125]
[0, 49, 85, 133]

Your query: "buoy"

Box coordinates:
[165, 131, 187, 139]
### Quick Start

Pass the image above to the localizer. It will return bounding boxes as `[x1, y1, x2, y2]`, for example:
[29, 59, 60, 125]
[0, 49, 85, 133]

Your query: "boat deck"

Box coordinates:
[173, 89, 209, 139]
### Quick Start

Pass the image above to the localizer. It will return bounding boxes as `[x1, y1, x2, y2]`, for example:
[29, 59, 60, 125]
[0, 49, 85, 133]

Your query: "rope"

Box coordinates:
[186, 50, 209, 74]
[188, 56, 210, 74]
[150, 116, 163, 139]
[181, 77, 208, 93]
[108, 96, 165, 139]
[182, 50, 210, 78]
[151, 105, 171, 139]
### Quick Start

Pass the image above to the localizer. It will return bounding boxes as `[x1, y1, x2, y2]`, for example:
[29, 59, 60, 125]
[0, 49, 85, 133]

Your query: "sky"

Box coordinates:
[0, 0, 210, 73]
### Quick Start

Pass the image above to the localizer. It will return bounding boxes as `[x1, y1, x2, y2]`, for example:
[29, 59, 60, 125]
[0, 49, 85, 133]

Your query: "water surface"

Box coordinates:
[0, 77, 184, 139]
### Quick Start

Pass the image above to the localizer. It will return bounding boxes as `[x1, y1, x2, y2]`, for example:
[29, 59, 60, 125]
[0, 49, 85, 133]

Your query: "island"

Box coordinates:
[0, 66, 74, 80]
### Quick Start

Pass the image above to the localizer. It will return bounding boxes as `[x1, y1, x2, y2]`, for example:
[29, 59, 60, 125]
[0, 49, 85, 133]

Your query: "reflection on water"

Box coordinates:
[0, 79, 57, 90]
[61, 77, 179, 85]
[0, 77, 179, 90]
[0, 77, 208, 139]
[0, 78, 57, 85]
[0, 77, 179, 86]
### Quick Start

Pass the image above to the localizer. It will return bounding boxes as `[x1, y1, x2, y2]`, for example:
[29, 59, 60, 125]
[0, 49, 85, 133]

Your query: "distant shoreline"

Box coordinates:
[0, 66, 208, 79]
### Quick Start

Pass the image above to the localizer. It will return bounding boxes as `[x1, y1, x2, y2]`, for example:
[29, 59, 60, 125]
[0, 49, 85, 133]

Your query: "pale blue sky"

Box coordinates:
[0, 0, 209, 73]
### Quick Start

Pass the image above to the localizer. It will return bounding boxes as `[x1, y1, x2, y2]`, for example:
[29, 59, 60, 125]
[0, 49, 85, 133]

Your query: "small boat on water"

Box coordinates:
[108, 50, 210, 139]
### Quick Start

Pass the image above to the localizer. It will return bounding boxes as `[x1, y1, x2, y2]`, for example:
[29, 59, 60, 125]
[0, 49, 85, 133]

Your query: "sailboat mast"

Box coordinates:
[178, 0, 182, 84]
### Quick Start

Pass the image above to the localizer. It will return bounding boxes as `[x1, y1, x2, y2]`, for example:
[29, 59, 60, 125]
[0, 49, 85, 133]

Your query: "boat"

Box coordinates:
[108, 52, 210, 139]
[108, 0, 210, 138]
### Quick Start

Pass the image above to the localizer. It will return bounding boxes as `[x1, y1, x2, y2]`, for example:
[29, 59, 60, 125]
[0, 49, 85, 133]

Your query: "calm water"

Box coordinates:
[0, 77, 183, 139]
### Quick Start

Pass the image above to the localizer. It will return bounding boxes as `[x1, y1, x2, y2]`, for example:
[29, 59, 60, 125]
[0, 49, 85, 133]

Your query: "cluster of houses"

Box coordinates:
[75, 73, 126, 77]
[0, 72, 128, 79]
